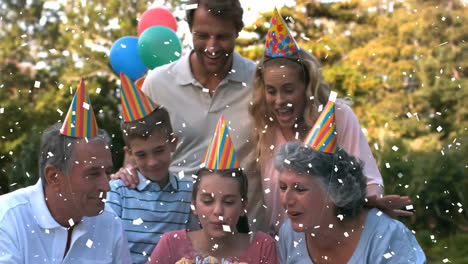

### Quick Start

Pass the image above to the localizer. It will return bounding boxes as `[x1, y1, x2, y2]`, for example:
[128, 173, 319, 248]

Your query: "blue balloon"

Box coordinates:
[109, 36, 147, 80]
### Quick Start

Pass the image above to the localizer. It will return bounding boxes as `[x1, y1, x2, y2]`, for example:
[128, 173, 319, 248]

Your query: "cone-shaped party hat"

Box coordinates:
[303, 91, 338, 153]
[60, 78, 98, 138]
[264, 7, 299, 57]
[119, 72, 158, 122]
[202, 115, 240, 169]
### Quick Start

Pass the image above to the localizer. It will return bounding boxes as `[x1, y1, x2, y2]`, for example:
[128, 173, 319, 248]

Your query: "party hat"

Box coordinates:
[303, 91, 338, 153]
[202, 115, 240, 170]
[60, 78, 98, 138]
[264, 7, 299, 57]
[119, 72, 158, 122]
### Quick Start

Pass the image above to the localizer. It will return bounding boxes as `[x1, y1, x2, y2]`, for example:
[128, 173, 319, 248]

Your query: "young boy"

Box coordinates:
[107, 107, 193, 264]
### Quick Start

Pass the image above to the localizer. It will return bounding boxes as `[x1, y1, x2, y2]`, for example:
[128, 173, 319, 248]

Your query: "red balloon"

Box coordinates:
[138, 8, 178, 35]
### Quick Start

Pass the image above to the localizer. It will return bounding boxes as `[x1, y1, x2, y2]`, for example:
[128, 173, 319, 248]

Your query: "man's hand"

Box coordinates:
[110, 165, 139, 189]
[367, 194, 414, 218]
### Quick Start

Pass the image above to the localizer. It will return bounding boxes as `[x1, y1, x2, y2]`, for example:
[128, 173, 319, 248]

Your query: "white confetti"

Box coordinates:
[406, 205, 413, 210]
[178, 170, 185, 179]
[202, 88, 209, 93]
[0, 108, 4, 114]
[374, 143, 379, 150]
[383, 252, 393, 259]
[337, 214, 344, 221]
[385, 163, 391, 168]
[406, 112, 412, 118]
[96, 88, 101, 94]
[275, 235, 279, 241]
[184, 3, 198, 10]
[442, 258, 450, 263]
[174, 51, 180, 57]
[329, 224, 333, 228]
[284, 159, 291, 164]
[392, 146, 399, 151]
[437, 126, 443, 132]
[57, 109, 63, 116]
[318, 104, 323, 112]
[86, 239, 93, 248]
[82, 102, 90, 110]
[34, 81, 41, 88]
[324, 45, 331, 51]
[133, 218, 143, 225]
[264, 188, 270, 194]
[222, 225, 231, 232]
[344, 232, 349, 237]
[293, 241, 299, 248]
[190, 204, 195, 210]
[68, 218, 74, 227]
[120, 43, 127, 48]
[270, 145, 275, 150]
[376, 211, 383, 216]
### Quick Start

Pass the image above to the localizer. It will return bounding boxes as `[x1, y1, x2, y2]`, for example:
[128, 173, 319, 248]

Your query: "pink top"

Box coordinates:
[262, 102, 384, 234]
[147, 230, 279, 264]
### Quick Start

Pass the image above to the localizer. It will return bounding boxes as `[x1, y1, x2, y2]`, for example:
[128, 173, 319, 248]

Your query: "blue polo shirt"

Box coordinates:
[107, 172, 193, 264]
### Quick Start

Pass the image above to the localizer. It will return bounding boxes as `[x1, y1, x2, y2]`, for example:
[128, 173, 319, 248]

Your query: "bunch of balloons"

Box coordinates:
[109, 8, 182, 81]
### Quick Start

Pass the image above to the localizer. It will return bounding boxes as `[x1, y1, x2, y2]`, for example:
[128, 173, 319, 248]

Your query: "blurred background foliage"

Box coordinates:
[0, 0, 466, 261]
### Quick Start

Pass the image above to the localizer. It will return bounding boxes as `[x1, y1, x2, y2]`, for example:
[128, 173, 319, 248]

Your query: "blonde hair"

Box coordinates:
[249, 48, 330, 163]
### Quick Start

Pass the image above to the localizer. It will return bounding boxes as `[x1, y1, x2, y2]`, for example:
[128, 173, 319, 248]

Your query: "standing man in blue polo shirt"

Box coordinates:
[114, 0, 267, 233]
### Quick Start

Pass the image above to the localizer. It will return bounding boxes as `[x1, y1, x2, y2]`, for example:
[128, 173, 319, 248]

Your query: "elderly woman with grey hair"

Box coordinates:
[275, 142, 426, 264]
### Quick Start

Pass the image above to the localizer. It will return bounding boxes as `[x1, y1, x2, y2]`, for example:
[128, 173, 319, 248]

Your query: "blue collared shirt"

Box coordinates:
[0, 179, 131, 264]
[107, 172, 193, 264]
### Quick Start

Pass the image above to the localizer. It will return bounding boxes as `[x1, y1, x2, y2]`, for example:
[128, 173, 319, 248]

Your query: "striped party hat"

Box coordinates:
[264, 7, 299, 57]
[120, 72, 158, 122]
[60, 78, 98, 138]
[202, 115, 240, 170]
[303, 91, 338, 153]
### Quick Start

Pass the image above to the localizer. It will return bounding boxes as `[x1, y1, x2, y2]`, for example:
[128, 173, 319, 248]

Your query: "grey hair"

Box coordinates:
[274, 142, 367, 218]
[38, 122, 111, 186]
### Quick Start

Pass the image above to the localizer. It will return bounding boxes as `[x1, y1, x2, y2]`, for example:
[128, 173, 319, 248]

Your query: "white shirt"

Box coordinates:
[0, 180, 131, 264]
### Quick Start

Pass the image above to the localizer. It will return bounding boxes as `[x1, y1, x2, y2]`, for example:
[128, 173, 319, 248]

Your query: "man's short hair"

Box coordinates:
[186, 0, 244, 33]
[120, 107, 174, 148]
[39, 123, 111, 185]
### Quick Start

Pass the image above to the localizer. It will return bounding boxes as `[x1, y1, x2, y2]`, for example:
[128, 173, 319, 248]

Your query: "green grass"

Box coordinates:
[417, 230, 468, 263]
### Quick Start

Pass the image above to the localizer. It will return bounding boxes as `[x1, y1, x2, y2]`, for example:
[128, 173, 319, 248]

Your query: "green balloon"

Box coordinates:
[138, 26, 182, 69]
